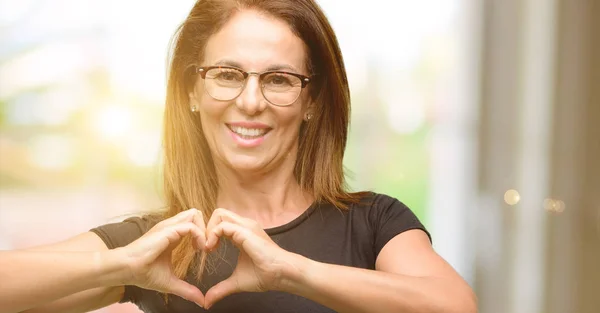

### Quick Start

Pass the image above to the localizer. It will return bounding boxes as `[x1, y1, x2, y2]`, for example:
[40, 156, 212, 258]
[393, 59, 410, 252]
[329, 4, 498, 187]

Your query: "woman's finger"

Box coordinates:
[166, 276, 206, 307]
[148, 209, 206, 250]
[204, 275, 238, 309]
[206, 221, 267, 254]
[206, 208, 246, 231]
[191, 209, 206, 231]
[205, 208, 253, 249]
[157, 222, 206, 253]
[155, 208, 200, 230]
[190, 209, 207, 249]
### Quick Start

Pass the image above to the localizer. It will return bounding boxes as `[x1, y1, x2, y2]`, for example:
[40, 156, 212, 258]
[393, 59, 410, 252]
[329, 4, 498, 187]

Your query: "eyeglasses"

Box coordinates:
[195, 66, 312, 106]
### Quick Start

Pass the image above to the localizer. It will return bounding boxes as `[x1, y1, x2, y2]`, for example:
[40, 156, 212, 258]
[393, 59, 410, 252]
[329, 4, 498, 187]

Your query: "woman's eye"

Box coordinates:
[219, 72, 237, 80]
[267, 75, 291, 86]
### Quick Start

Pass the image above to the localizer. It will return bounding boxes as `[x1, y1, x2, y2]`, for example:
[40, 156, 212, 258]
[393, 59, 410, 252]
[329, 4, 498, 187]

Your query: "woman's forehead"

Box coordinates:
[202, 10, 307, 73]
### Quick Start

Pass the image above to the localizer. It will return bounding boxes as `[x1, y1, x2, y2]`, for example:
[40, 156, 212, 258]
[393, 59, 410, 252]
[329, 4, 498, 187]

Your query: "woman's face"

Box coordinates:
[189, 10, 311, 175]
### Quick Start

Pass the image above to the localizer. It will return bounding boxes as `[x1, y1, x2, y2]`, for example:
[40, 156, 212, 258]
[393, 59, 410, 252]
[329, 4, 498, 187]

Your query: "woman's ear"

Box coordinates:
[303, 103, 315, 121]
[186, 64, 201, 112]
[189, 89, 199, 113]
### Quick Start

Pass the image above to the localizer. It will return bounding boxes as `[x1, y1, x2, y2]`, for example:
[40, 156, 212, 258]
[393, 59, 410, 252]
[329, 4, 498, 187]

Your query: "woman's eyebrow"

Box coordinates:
[213, 59, 301, 73]
[213, 59, 243, 68]
[265, 63, 300, 73]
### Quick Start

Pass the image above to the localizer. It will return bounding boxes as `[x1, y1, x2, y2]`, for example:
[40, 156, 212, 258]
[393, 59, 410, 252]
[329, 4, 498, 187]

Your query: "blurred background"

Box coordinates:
[0, 0, 598, 312]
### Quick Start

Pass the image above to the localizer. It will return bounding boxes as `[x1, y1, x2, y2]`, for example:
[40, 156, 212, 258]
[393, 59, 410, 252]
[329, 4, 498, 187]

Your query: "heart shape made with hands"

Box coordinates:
[198, 208, 291, 309]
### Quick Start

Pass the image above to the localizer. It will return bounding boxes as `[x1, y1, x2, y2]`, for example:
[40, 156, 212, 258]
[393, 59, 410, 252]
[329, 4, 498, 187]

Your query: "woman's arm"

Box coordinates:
[20, 287, 124, 313]
[1, 208, 208, 313]
[0, 232, 126, 313]
[202, 209, 477, 313]
[281, 229, 477, 313]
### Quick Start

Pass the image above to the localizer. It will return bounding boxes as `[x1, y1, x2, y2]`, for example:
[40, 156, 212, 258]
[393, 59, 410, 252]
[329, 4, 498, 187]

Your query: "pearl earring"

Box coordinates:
[306, 113, 313, 121]
[191, 105, 198, 112]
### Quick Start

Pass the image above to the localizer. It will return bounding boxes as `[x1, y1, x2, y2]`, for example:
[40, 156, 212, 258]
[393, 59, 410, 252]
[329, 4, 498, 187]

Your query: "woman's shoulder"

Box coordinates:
[337, 191, 416, 229]
[349, 191, 409, 212]
[347, 191, 431, 243]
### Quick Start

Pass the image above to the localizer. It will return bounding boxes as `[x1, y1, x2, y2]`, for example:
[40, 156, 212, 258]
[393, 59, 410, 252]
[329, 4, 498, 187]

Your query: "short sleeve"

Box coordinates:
[89, 216, 154, 249]
[370, 194, 432, 257]
[89, 216, 156, 304]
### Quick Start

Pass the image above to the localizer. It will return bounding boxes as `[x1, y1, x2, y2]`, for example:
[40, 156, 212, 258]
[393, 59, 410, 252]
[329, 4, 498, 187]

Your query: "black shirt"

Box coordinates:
[90, 192, 430, 313]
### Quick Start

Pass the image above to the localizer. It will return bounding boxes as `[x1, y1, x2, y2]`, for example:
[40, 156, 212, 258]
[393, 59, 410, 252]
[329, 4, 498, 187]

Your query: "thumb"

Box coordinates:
[204, 276, 239, 309]
[166, 276, 205, 307]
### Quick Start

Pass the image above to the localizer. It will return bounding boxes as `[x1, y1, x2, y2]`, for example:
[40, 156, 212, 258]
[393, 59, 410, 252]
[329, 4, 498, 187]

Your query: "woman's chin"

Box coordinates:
[225, 156, 270, 174]
[217, 150, 292, 176]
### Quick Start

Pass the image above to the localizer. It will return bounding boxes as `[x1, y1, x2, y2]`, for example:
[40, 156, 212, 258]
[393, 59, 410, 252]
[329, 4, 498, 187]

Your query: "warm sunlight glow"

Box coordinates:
[93, 106, 134, 140]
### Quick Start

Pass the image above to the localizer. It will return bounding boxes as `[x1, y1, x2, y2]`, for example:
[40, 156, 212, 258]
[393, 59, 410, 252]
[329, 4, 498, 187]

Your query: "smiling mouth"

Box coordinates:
[226, 124, 271, 139]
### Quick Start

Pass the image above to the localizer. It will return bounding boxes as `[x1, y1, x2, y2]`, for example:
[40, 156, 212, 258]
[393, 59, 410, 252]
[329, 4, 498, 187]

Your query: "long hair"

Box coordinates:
[162, 0, 364, 280]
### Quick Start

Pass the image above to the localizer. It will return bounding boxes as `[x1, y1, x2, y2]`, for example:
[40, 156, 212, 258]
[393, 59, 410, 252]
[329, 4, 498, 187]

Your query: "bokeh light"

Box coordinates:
[543, 198, 566, 213]
[504, 189, 521, 205]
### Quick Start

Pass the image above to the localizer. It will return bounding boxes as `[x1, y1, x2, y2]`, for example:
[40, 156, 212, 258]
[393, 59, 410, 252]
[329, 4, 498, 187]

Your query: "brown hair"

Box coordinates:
[161, 0, 365, 281]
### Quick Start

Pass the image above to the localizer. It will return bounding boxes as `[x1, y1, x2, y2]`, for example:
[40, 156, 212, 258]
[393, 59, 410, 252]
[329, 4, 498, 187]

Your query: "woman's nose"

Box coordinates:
[235, 74, 267, 115]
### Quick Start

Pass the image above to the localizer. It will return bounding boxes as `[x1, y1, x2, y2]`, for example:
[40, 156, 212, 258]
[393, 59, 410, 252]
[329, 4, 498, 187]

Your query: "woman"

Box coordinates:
[0, 0, 477, 312]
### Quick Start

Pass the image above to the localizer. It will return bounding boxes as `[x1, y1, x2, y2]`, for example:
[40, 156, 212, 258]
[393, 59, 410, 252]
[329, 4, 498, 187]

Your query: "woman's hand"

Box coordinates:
[116, 208, 207, 306]
[203, 208, 299, 309]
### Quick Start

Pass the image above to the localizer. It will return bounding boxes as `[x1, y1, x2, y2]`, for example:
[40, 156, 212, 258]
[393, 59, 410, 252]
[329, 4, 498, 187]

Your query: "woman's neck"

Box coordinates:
[214, 161, 314, 229]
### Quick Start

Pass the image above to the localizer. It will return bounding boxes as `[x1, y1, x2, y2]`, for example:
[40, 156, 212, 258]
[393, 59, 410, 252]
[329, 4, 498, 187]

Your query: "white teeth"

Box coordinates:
[230, 126, 267, 137]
